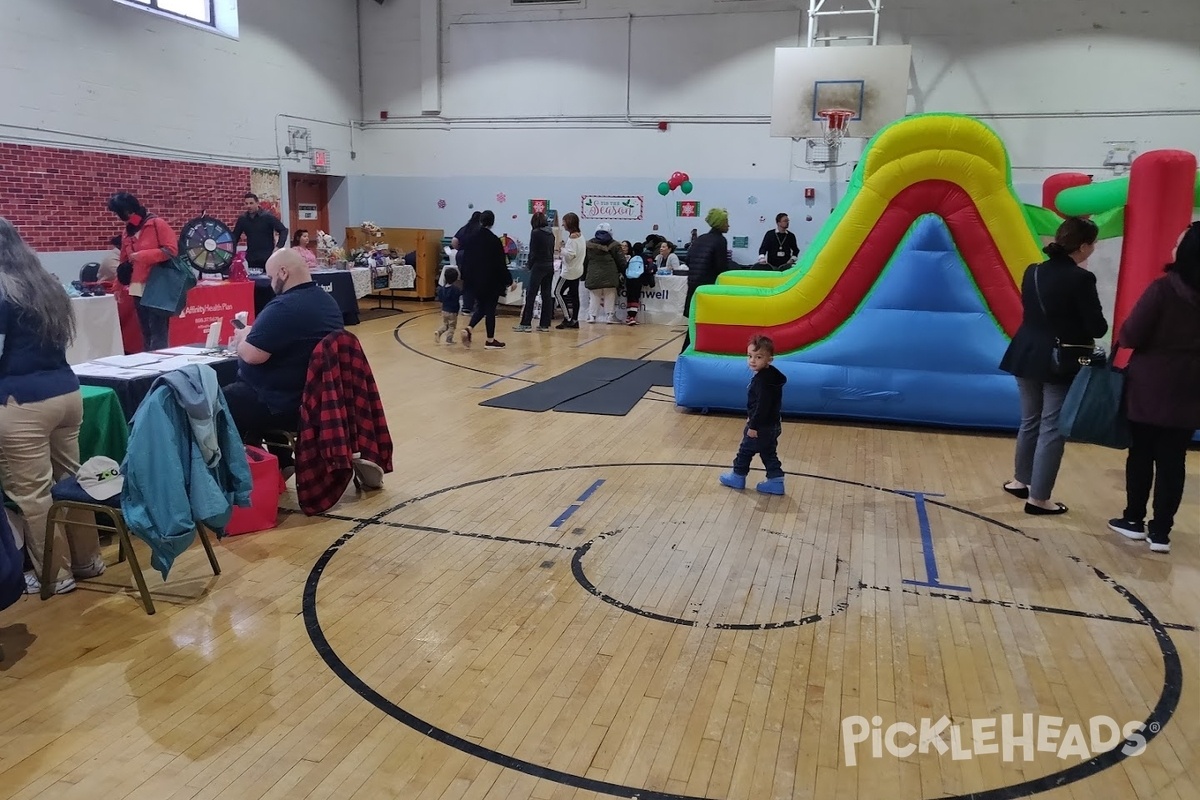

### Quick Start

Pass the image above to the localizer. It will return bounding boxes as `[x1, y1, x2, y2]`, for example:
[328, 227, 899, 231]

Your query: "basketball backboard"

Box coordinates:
[770, 45, 911, 140]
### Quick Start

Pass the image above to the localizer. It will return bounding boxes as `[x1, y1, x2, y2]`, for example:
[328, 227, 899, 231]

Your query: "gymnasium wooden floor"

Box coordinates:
[1, 304, 1196, 800]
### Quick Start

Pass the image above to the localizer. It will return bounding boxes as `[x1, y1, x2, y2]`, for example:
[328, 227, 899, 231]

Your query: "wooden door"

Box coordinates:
[288, 173, 329, 253]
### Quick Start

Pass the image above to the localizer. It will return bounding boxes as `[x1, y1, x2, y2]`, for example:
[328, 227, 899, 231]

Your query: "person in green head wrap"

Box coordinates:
[680, 207, 731, 351]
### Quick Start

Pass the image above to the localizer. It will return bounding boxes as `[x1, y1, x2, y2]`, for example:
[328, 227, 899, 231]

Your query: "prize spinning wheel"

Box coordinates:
[178, 216, 235, 275]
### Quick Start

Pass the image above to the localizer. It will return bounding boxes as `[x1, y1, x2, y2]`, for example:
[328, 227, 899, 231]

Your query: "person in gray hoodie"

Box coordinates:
[583, 223, 624, 323]
[515, 212, 556, 332]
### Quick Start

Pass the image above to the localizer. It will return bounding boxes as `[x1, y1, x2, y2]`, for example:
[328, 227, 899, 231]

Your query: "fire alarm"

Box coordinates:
[804, 188, 816, 199]
[657, 121, 668, 132]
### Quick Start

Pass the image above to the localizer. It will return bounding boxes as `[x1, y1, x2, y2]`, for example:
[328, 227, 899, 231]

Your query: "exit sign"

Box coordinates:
[311, 149, 329, 172]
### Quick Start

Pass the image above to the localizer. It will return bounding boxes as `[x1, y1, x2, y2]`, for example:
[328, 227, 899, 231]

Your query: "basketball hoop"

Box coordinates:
[817, 108, 855, 148]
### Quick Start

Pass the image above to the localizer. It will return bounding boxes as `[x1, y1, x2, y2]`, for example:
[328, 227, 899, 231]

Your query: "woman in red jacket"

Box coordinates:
[108, 192, 178, 351]
[1109, 222, 1200, 554]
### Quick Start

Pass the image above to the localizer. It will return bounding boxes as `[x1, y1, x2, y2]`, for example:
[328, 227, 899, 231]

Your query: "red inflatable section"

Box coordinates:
[1113, 150, 1198, 348]
[1042, 173, 1092, 216]
[694, 181, 1024, 354]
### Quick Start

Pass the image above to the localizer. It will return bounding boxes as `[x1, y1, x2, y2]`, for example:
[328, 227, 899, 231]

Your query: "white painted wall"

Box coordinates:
[357, 0, 1200, 180]
[0, 0, 361, 175]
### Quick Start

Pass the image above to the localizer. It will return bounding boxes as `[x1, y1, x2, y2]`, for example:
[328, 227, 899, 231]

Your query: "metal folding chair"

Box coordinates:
[40, 482, 221, 615]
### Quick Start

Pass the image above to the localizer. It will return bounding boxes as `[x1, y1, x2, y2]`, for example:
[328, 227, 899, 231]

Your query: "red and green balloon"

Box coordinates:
[658, 171, 694, 196]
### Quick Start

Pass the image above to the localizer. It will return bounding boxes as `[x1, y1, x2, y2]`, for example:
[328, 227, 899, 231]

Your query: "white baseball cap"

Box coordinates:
[596, 223, 612, 233]
[77, 456, 124, 500]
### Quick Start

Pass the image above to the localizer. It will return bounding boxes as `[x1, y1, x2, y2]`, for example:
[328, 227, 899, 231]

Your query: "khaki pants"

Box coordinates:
[0, 391, 98, 583]
[435, 311, 458, 342]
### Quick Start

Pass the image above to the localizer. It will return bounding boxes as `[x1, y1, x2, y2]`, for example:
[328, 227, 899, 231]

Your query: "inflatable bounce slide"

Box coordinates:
[674, 113, 1200, 431]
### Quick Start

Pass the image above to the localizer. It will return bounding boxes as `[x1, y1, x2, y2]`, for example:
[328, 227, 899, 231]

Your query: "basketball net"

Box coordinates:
[818, 108, 854, 151]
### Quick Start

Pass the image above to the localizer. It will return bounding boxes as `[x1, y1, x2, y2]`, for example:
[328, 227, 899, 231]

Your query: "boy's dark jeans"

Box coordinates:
[732, 424, 783, 479]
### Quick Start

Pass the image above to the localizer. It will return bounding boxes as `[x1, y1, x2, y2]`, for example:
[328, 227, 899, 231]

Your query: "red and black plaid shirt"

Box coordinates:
[295, 331, 393, 515]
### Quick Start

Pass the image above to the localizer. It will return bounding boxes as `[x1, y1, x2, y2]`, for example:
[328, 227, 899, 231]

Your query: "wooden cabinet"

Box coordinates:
[343, 227, 442, 300]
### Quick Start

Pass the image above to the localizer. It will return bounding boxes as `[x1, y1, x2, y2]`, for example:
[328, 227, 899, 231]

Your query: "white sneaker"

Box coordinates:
[24, 571, 77, 596]
[73, 555, 106, 580]
[352, 457, 385, 490]
[1148, 540, 1171, 554]
[586, 315, 596, 324]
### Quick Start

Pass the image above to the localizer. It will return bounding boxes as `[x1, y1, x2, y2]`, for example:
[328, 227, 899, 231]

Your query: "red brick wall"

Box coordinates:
[0, 143, 252, 252]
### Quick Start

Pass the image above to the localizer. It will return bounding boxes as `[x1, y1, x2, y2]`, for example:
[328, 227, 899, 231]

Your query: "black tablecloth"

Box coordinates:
[79, 358, 240, 420]
[253, 273, 360, 325]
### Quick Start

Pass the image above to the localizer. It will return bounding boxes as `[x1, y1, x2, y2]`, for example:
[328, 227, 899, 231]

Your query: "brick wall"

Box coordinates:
[0, 143, 252, 252]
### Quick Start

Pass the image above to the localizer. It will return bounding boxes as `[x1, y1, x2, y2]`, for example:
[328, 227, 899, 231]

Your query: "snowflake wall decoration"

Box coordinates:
[496, 192, 507, 203]
[748, 196, 758, 205]
[437, 199, 446, 209]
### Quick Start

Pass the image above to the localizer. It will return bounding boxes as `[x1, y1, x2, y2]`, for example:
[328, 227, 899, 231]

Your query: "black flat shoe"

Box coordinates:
[1025, 502, 1068, 516]
[1003, 483, 1030, 500]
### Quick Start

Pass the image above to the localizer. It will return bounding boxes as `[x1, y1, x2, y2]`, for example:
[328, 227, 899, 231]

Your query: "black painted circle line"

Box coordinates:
[391, 315, 677, 404]
[392, 312, 533, 382]
[303, 461, 1183, 800]
[571, 531, 858, 631]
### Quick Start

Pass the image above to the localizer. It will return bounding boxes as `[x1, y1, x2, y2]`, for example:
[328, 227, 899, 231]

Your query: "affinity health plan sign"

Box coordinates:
[580, 195, 644, 221]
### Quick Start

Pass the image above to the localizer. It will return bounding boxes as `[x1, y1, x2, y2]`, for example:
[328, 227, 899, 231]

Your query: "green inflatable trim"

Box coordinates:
[1057, 172, 1200, 216]
[1093, 207, 1125, 240]
[682, 214, 1009, 363]
[683, 113, 1037, 354]
[1023, 204, 1063, 237]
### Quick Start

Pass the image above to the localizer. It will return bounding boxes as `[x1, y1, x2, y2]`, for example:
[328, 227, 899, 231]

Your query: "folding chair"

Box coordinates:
[40, 479, 221, 615]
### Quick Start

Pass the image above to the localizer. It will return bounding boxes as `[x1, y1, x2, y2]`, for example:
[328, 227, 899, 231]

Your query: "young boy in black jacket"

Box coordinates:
[720, 334, 788, 495]
[435, 268, 463, 343]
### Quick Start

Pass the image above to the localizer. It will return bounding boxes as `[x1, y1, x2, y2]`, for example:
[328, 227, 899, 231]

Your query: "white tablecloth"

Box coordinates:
[345, 265, 417, 298]
[67, 295, 124, 365]
[509, 274, 688, 326]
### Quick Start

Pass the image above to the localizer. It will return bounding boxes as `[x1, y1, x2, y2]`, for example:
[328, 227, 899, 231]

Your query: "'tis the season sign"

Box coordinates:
[580, 195, 644, 221]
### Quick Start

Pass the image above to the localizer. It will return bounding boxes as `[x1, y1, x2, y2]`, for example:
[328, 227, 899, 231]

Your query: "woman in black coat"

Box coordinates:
[459, 210, 512, 350]
[999, 217, 1108, 515]
[1109, 222, 1200, 553]
[515, 212, 555, 332]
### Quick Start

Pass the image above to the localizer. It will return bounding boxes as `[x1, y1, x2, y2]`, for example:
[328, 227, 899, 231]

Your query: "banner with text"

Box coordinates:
[580, 195, 644, 221]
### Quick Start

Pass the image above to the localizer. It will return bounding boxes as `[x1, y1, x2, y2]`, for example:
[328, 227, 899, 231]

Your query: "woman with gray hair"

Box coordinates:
[0, 218, 103, 596]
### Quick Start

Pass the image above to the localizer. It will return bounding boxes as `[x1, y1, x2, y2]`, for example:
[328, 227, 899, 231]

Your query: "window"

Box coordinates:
[115, 0, 239, 39]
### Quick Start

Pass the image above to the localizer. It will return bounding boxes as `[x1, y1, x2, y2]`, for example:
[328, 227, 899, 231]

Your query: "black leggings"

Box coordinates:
[520, 269, 554, 328]
[469, 295, 499, 339]
[555, 276, 580, 322]
[625, 276, 643, 319]
[1124, 421, 1194, 541]
[133, 296, 171, 351]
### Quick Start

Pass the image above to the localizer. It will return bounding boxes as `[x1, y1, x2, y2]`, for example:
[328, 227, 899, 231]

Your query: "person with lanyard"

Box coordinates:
[231, 193, 288, 273]
[757, 213, 800, 271]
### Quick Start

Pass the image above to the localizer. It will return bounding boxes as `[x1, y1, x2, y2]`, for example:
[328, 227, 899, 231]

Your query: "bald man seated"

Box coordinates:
[224, 248, 344, 474]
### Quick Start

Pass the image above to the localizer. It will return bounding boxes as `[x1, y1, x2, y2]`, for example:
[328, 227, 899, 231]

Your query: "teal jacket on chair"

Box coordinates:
[121, 365, 252, 579]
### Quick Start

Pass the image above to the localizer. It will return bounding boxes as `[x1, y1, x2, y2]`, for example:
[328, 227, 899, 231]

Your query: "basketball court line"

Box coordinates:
[301, 460, 1190, 800]
[392, 315, 677, 403]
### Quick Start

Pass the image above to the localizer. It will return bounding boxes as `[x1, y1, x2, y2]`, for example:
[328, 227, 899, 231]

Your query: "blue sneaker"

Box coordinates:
[719, 472, 746, 490]
[756, 477, 785, 495]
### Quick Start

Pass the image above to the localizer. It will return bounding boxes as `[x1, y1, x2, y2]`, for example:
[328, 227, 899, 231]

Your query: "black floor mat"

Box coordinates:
[643, 359, 677, 387]
[554, 365, 661, 416]
[479, 358, 645, 412]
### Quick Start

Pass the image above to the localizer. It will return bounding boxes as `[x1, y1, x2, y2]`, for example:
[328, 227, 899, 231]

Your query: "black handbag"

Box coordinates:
[1032, 264, 1095, 378]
